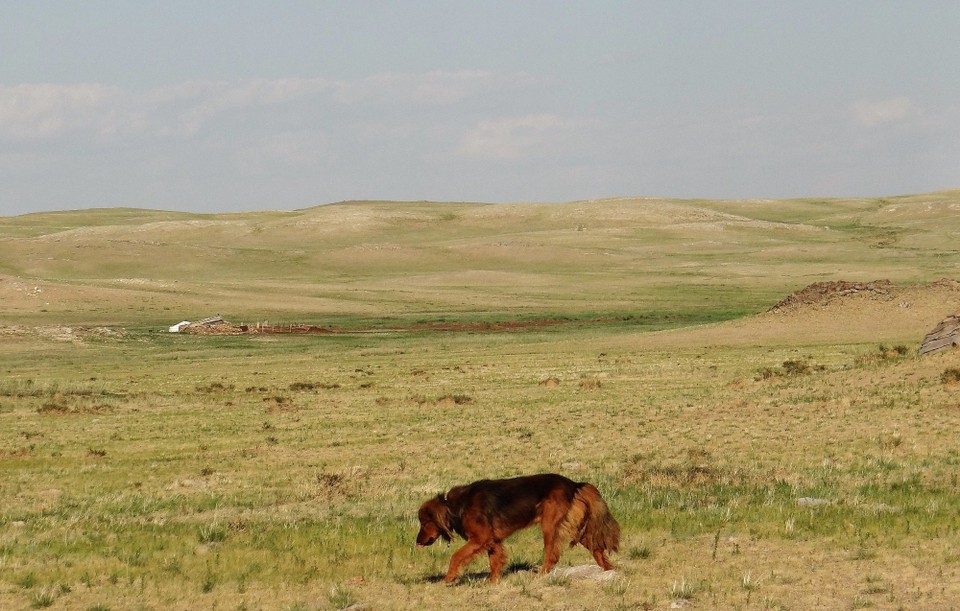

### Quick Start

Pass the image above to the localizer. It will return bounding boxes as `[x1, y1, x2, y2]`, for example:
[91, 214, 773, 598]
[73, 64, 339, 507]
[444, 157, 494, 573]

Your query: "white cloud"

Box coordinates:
[0, 72, 538, 142]
[851, 97, 919, 126]
[163, 78, 331, 134]
[0, 83, 124, 139]
[331, 70, 537, 107]
[456, 114, 584, 161]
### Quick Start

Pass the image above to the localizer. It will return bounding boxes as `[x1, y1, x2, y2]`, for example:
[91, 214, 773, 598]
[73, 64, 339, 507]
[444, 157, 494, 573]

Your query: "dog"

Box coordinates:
[416, 473, 620, 583]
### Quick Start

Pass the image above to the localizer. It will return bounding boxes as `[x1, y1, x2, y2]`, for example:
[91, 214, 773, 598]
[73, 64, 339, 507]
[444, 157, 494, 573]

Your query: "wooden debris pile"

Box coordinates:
[182, 322, 247, 335]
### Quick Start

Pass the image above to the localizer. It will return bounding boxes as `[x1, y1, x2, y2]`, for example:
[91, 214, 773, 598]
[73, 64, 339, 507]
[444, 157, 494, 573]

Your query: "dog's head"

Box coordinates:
[416, 494, 453, 547]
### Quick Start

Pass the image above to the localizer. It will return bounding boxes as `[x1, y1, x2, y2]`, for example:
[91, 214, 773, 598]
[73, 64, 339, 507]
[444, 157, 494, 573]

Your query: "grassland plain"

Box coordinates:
[1, 192, 960, 609]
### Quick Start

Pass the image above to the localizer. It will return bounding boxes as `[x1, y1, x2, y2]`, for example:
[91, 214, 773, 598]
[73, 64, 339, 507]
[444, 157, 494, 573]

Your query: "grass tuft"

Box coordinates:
[327, 585, 358, 610]
[29, 586, 58, 609]
[198, 524, 227, 544]
[671, 576, 701, 600]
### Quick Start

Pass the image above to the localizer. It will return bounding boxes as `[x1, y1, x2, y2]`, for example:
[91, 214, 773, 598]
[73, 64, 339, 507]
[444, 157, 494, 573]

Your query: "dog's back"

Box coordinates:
[457, 473, 578, 524]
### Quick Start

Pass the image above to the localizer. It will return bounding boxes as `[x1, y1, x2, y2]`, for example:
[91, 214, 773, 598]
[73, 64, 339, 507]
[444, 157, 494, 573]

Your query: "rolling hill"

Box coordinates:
[1, 190, 958, 328]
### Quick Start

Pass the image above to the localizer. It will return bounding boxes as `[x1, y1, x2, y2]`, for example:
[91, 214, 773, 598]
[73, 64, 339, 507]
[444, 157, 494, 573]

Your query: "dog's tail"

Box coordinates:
[561, 483, 621, 553]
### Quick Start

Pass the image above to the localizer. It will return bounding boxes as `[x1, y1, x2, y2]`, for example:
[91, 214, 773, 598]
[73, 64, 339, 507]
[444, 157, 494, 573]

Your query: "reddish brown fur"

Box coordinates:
[416, 473, 620, 583]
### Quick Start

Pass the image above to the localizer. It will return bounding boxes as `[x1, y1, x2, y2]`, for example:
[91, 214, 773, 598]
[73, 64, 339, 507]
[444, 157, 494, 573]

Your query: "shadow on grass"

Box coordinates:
[424, 560, 538, 584]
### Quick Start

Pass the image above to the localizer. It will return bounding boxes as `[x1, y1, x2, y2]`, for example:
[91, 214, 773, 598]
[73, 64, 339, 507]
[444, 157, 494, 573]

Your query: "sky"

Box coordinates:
[2, 1, 959, 216]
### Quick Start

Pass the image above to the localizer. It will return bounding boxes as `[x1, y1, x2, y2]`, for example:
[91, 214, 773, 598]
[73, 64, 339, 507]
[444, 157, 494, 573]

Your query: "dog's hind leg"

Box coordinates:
[538, 497, 569, 575]
[444, 540, 485, 584]
[539, 536, 562, 576]
[487, 542, 508, 583]
[591, 548, 614, 571]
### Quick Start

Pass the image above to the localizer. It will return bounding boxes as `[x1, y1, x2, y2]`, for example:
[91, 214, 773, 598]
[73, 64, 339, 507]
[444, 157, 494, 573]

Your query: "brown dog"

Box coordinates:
[416, 473, 620, 583]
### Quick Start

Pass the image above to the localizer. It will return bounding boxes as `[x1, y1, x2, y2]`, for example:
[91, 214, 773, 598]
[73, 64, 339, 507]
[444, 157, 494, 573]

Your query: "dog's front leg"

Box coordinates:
[444, 540, 484, 584]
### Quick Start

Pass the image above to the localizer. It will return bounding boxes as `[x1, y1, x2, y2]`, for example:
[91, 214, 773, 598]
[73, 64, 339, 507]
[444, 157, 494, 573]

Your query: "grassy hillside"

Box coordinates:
[3, 190, 959, 327]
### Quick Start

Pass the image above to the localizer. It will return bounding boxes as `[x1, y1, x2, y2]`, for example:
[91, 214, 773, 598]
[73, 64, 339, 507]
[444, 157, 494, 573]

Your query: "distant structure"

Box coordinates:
[919, 315, 960, 355]
[168, 320, 191, 333]
[168, 315, 224, 333]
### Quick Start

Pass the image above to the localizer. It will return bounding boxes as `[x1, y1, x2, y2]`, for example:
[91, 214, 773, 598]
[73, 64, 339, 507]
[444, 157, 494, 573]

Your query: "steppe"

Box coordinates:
[2, 191, 959, 609]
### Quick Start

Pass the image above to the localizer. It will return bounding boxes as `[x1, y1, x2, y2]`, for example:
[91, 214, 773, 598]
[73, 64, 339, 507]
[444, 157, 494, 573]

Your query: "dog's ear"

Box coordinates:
[444, 485, 466, 506]
[431, 494, 454, 541]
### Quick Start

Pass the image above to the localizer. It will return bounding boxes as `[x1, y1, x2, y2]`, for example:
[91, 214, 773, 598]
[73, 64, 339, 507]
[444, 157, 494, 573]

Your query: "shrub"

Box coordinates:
[37, 403, 70, 415]
[435, 394, 473, 406]
[578, 377, 602, 390]
[942, 368, 960, 384]
[289, 381, 317, 391]
[781, 359, 811, 376]
[755, 359, 824, 380]
[196, 382, 233, 393]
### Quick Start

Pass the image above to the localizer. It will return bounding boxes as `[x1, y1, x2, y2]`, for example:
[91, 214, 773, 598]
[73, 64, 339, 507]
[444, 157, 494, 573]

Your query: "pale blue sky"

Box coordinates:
[2, 2, 958, 215]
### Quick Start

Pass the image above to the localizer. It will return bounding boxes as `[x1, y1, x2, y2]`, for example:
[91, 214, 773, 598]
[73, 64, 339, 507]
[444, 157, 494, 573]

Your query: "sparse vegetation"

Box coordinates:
[434, 393, 474, 405]
[2, 324, 958, 609]
[857, 343, 912, 366]
[2, 194, 960, 608]
[756, 358, 825, 380]
[196, 382, 234, 393]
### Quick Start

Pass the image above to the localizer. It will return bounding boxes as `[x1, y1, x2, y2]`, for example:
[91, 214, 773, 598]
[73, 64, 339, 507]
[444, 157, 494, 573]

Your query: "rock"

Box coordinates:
[547, 565, 618, 581]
